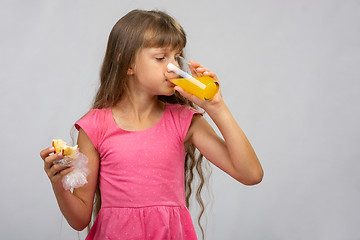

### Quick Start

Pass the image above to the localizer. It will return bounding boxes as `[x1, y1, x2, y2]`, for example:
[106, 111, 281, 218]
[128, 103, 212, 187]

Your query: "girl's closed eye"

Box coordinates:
[155, 54, 181, 62]
[156, 57, 165, 61]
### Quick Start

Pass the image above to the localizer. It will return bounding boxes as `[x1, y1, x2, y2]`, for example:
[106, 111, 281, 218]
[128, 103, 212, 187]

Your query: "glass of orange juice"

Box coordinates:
[167, 57, 219, 101]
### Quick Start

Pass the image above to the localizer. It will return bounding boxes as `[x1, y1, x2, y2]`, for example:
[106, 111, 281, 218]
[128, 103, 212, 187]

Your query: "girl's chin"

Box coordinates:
[167, 89, 176, 96]
[161, 88, 176, 97]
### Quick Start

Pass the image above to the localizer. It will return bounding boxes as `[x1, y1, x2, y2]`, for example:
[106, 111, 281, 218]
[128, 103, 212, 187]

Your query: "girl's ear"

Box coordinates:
[118, 53, 134, 75]
[127, 67, 134, 75]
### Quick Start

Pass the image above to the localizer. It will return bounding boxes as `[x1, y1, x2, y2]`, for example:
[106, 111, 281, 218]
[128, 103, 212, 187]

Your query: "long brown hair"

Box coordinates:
[89, 9, 211, 239]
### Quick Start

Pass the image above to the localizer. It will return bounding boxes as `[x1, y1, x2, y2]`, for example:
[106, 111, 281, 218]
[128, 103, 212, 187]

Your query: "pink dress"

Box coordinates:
[75, 102, 199, 240]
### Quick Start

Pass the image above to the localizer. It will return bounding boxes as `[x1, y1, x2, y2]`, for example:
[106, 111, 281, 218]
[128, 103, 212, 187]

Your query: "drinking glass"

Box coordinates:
[167, 57, 219, 101]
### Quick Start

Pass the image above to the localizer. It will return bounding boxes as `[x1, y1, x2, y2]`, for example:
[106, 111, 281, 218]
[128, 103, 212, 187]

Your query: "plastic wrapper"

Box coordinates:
[53, 151, 90, 190]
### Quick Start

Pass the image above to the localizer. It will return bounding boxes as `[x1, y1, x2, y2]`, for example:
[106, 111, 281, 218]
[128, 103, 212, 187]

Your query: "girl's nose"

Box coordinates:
[165, 62, 180, 79]
[166, 58, 179, 72]
[166, 56, 185, 78]
[169, 57, 180, 68]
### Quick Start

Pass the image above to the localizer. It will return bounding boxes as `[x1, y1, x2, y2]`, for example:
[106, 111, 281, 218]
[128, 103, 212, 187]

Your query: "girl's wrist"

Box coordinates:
[52, 181, 67, 194]
[204, 99, 229, 120]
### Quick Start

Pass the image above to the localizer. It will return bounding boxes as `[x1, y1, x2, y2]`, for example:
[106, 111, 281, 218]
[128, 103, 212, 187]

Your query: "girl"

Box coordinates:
[40, 9, 263, 240]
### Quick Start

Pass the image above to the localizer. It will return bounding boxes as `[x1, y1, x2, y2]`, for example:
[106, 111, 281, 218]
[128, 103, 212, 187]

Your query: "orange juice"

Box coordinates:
[170, 76, 219, 101]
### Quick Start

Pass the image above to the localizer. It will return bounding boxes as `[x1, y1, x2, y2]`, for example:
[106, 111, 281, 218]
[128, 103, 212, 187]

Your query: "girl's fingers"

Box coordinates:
[183, 60, 222, 106]
[47, 162, 65, 177]
[40, 147, 55, 160]
[44, 152, 63, 170]
[41, 146, 75, 187]
[196, 68, 212, 75]
[189, 60, 218, 79]
[47, 163, 73, 180]
[51, 166, 75, 185]
[189, 59, 201, 68]
[195, 67, 208, 73]
[203, 71, 219, 82]
[194, 68, 206, 77]
[188, 60, 202, 77]
[190, 63, 218, 79]
[189, 64, 198, 77]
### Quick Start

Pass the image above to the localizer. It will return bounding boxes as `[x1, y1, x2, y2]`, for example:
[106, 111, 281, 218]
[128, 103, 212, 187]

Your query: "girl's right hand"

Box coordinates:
[40, 147, 74, 189]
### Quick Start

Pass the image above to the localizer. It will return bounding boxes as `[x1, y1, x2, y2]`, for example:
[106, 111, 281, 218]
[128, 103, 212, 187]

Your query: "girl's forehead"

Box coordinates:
[143, 29, 185, 51]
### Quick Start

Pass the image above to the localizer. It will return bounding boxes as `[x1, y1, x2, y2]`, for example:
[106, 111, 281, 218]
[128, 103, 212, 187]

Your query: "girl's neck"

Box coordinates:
[112, 93, 164, 122]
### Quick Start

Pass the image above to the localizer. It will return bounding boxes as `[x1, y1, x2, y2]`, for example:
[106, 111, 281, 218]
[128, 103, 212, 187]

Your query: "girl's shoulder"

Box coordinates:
[165, 102, 203, 139]
[75, 107, 110, 131]
[165, 102, 201, 116]
[84, 107, 108, 119]
[74, 107, 111, 150]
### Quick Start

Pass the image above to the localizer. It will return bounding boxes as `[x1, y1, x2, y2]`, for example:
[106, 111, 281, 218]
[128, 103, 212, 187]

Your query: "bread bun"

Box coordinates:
[62, 145, 78, 156]
[52, 139, 78, 156]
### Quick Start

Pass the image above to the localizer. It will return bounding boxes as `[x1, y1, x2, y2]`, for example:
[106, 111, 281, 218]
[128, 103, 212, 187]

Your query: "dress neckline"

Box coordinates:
[108, 102, 167, 133]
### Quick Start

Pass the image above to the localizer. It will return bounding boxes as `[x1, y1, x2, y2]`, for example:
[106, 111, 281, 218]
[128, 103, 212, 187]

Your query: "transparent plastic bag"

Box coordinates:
[53, 151, 90, 190]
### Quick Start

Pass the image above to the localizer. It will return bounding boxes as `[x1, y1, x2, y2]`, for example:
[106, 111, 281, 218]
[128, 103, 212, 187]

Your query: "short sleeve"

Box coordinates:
[170, 104, 202, 141]
[75, 109, 105, 150]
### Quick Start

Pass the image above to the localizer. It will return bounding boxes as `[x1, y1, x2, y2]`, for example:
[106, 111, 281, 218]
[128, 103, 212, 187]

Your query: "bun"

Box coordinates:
[52, 139, 78, 156]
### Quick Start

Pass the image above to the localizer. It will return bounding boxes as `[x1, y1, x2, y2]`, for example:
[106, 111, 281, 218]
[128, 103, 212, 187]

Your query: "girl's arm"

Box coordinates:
[40, 128, 99, 230]
[179, 61, 263, 185]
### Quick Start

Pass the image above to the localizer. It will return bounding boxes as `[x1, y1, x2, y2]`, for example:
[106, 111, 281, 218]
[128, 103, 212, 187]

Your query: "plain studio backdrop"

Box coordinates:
[1, 0, 359, 239]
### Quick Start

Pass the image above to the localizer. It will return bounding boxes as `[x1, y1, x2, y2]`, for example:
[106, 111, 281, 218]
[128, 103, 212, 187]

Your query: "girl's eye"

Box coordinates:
[156, 57, 165, 61]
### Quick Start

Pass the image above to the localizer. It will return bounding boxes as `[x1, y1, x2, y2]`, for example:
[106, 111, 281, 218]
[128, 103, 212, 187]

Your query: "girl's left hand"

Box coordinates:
[174, 59, 224, 113]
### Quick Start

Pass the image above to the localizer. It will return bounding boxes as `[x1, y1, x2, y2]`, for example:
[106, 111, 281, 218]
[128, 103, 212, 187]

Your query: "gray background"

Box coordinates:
[1, 0, 359, 239]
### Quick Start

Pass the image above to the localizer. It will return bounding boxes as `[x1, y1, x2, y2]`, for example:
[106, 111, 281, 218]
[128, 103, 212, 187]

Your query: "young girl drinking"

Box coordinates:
[40, 9, 263, 240]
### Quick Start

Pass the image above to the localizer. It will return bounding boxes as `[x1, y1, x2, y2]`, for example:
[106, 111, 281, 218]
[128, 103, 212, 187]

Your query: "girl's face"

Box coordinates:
[129, 47, 182, 97]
